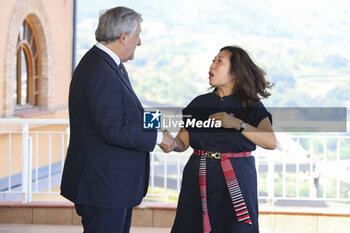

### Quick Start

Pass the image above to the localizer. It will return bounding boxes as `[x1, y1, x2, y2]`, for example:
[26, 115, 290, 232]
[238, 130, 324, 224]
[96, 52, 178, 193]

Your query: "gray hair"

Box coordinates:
[95, 6, 143, 43]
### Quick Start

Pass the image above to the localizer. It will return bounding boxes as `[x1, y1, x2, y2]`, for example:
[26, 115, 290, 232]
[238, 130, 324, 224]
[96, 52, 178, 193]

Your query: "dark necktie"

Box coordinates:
[118, 62, 143, 110]
[119, 62, 131, 86]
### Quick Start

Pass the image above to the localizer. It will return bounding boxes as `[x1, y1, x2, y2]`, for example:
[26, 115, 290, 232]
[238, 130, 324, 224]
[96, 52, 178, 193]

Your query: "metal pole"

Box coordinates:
[8, 133, 12, 192]
[21, 123, 29, 203]
[267, 158, 275, 206]
[71, 0, 77, 74]
[28, 137, 33, 202]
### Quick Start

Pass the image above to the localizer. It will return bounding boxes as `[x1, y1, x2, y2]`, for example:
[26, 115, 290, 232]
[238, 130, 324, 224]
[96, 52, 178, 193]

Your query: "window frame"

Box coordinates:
[15, 18, 41, 111]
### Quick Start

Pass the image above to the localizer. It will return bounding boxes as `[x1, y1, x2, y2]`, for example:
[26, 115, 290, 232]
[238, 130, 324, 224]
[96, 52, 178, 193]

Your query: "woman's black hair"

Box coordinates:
[220, 45, 273, 117]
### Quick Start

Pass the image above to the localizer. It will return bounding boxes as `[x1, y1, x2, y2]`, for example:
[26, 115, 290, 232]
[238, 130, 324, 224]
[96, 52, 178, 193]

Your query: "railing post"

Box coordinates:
[150, 151, 155, 195]
[309, 139, 314, 198]
[21, 123, 33, 203]
[21, 123, 29, 203]
[28, 137, 33, 202]
[267, 158, 275, 206]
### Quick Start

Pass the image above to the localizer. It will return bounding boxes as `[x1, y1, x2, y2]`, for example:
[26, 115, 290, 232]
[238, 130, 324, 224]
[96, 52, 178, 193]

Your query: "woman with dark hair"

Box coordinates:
[161, 46, 276, 233]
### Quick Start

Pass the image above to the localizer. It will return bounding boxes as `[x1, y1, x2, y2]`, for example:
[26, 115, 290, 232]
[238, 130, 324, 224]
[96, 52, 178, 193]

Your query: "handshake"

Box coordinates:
[159, 129, 177, 153]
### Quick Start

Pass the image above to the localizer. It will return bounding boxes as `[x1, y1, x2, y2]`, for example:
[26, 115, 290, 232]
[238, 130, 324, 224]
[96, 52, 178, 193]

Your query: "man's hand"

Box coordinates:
[159, 130, 177, 153]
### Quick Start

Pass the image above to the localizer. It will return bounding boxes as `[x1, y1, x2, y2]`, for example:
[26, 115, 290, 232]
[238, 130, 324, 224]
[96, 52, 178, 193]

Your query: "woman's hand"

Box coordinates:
[209, 112, 241, 130]
[210, 113, 276, 149]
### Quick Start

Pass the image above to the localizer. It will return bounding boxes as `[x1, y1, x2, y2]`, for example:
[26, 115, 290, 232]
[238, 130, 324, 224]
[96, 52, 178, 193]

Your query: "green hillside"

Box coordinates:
[76, 0, 350, 108]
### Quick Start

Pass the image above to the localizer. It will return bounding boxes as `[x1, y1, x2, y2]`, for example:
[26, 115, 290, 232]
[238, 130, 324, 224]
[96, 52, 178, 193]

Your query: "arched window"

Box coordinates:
[15, 18, 40, 109]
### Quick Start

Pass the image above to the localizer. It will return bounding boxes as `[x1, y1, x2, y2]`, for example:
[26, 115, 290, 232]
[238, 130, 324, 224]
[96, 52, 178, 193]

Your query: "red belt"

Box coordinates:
[193, 149, 252, 233]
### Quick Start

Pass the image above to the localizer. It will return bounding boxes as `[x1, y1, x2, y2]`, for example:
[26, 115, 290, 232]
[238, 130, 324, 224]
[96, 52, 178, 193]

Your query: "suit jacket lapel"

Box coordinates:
[91, 46, 144, 111]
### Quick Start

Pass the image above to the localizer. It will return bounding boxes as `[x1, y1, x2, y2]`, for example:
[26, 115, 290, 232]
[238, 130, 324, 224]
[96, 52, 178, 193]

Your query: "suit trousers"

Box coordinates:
[75, 204, 133, 233]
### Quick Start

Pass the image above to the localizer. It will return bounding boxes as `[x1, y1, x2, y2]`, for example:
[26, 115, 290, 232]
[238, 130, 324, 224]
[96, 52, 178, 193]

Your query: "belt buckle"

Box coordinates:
[207, 151, 221, 159]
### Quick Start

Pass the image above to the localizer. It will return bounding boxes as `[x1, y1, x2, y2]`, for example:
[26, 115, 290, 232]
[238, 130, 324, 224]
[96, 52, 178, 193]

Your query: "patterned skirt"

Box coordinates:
[170, 153, 259, 233]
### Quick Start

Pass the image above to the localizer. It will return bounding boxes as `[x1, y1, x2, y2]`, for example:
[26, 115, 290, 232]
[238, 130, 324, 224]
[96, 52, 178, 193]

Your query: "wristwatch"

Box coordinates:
[239, 121, 247, 132]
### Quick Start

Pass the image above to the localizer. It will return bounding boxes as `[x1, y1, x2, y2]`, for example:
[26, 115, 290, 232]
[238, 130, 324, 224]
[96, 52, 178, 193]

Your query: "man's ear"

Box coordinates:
[119, 31, 129, 45]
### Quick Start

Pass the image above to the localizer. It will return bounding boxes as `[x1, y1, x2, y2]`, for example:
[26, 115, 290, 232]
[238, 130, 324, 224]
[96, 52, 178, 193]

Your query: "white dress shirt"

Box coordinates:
[95, 42, 163, 145]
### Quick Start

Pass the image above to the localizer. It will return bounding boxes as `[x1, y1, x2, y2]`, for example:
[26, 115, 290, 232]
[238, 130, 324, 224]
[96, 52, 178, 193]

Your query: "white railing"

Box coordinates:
[0, 119, 350, 205]
[0, 119, 69, 203]
[254, 133, 350, 205]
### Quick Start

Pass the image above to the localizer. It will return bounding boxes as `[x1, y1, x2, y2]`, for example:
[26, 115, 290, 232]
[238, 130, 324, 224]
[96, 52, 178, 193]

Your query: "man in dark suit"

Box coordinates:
[60, 6, 176, 233]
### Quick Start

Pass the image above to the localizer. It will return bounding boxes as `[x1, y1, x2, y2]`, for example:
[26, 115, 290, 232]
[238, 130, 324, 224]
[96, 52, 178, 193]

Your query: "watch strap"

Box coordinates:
[239, 121, 247, 132]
